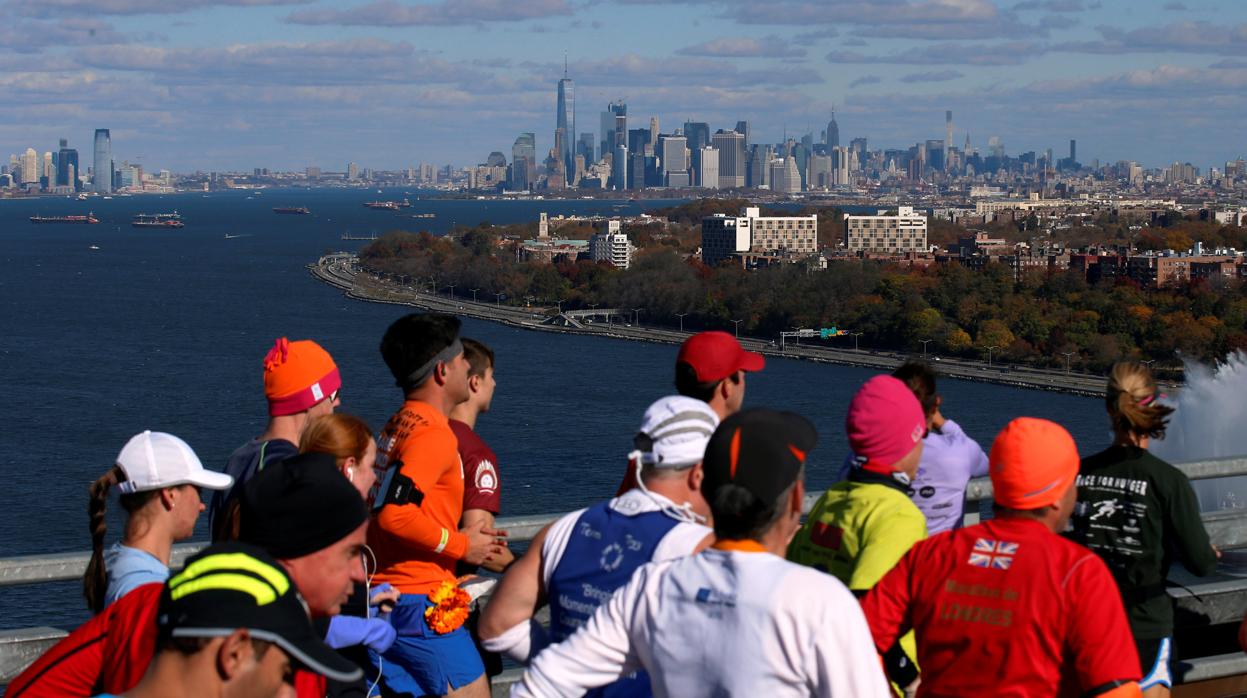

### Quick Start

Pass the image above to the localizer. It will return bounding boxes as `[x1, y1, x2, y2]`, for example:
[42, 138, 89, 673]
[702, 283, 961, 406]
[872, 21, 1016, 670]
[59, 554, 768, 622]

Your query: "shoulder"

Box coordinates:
[775, 558, 860, 609]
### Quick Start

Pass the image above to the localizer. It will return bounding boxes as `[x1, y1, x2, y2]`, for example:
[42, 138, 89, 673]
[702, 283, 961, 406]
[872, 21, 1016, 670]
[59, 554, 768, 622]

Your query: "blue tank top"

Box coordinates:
[548, 501, 680, 698]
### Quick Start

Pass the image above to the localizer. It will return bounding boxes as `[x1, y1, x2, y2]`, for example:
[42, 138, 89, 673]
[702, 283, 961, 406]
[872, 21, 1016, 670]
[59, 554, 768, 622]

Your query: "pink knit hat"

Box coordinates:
[846, 375, 926, 473]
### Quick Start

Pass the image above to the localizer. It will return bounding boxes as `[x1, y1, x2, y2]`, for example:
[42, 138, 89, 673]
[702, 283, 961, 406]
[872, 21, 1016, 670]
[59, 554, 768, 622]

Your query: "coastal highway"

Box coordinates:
[310, 255, 1122, 397]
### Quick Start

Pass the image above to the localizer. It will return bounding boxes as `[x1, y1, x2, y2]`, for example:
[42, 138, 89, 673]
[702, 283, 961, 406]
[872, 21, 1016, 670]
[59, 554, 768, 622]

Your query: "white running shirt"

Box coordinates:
[512, 546, 891, 698]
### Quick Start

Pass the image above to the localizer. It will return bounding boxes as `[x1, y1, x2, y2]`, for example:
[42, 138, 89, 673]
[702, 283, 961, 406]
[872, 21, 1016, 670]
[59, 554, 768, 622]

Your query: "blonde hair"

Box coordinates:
[1106, 361, 1174, 440]
[299, 413, 374, 466]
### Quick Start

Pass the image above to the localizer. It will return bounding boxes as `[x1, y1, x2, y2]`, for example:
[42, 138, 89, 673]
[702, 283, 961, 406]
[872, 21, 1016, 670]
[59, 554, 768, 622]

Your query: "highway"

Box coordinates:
[310, 255, 1127, 397]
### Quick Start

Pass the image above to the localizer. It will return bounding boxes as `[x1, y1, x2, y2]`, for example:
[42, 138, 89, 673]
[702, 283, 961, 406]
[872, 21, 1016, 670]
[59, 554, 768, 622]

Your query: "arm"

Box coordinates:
[480, 524, 551, 663]
[1164, 469, 1218, 576]
[511, 565, 648, 698]
[376, 445, 470, 559]
[859, 549, 917, 656]
[463, 507, 515, 573]
[1065, 555, 1143, 692]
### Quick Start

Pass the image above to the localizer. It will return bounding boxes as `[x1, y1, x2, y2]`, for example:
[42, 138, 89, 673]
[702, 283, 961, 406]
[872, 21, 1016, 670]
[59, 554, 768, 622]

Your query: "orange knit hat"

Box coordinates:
[263, 338, 341, 416]
[989, 417, 1079, 510]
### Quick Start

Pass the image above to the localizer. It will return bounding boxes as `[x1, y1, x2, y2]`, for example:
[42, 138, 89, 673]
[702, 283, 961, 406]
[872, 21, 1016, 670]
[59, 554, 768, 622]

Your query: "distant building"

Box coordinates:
[693, 147, 718, 189]
[711, 130, 745, 189]
[589, 220, 634, 269]
[56, 139, 79, 190]
[556, 68, 575, 180]
[683, 121, 710, 152]
[770, 157, 801, 194]
[613, 143, 629, 190]
[93, 129, 112, 193]
[20, 147, 38, 185]
[1127, 254, 1239, 288]
[844, 206, 928, 254]
[659, 134, 688, 186]
[701, 207, 818, 266]
[346, 162, 360, 181]
[510, 133, 536, 191]
[826, 111, 839, 148]
[518, 238, 589, 264]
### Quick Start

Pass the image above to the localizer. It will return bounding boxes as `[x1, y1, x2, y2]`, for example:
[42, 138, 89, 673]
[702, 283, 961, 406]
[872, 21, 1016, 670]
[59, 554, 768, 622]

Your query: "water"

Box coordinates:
[0, 188, 1109, 630]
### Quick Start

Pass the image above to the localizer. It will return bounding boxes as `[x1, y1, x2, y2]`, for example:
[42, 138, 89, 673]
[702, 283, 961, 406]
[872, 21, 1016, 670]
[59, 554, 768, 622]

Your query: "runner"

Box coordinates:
[616, 330, 764, 495]
[836, 362, 989, 535]
[1067, 361, 1218, 698]
[480, 395, 717, 696]
[83, 430, 233, 612]
[449, 338, 513, 574]
[511, 409, 890, 698]
[369, 313, 505, 698]
[92, 543, 362, 698]
[862, 417, 1143, 698]
[10, 454, 369, 698]
[210, 337, 342, 540]
[788, 374, 927, 693]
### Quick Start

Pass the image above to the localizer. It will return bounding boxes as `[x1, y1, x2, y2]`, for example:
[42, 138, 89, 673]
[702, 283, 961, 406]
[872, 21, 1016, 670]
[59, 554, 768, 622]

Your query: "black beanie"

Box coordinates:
[239, 452, 368, 559]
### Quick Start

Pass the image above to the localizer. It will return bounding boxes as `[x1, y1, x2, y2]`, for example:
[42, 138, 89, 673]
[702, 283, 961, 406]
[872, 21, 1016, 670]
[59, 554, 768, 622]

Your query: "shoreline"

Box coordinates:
[308, 255, 1120, 398]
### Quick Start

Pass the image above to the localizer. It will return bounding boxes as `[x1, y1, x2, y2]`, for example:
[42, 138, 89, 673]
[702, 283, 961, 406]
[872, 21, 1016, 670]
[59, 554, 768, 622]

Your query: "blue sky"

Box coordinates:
[3, 0, 1246, 172]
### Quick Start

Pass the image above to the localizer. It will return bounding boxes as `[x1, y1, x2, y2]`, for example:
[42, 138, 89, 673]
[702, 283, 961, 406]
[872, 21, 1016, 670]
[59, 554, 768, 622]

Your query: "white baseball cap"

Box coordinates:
[115, 431, 234, 494]
[634, 395, 720, 469]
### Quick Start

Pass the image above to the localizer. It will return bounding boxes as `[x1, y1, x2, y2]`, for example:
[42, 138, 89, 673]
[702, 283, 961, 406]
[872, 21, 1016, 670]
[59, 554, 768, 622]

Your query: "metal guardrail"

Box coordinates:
[5, 456, 1247, 688]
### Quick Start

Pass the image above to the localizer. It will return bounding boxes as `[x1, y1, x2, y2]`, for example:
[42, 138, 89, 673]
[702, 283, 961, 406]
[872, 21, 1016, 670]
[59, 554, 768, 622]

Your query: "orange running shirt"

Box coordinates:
[371, 400, 468, 594]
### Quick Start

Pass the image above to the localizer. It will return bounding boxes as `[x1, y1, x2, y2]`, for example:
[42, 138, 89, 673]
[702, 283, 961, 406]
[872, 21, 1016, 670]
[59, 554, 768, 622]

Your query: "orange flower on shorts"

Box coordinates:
[424, 580, 471, 635]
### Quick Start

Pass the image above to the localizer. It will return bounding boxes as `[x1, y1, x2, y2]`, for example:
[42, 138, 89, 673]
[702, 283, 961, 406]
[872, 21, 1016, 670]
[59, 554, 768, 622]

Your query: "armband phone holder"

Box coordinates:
[373, 461, 425, 512]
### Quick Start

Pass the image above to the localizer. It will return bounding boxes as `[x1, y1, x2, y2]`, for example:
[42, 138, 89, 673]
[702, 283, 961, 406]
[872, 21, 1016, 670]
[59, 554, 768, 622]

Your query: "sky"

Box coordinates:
[3, 0, 1246, 172]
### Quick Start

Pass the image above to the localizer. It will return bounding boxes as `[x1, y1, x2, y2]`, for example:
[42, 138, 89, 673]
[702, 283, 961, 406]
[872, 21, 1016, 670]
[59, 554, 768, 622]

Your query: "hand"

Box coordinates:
[462, 520, 507, 565]
[1214, 544, 1223, 559]
[369, 583, 401, 612]
[482, 545, 516, 573]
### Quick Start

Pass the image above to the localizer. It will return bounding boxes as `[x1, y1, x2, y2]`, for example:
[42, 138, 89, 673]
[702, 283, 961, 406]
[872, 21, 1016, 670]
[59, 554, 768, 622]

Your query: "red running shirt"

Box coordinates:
[862, 517, 1141, 698]
[449, 419, 501, 515]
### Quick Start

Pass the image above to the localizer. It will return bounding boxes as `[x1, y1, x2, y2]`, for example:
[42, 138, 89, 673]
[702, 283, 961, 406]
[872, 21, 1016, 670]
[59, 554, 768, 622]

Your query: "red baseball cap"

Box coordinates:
[676, 331, 766, 383]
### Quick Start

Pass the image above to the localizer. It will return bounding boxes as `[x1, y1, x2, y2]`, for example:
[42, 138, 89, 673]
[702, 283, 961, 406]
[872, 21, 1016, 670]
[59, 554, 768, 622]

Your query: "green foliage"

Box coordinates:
[360, 229, 1246, 372]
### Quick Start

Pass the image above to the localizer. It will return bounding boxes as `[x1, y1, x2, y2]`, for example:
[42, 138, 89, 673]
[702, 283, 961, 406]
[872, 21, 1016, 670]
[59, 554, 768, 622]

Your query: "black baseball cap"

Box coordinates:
[702, 408, 818, 504]
[239, 452, 368, 559]
[160, 542, 363, 682]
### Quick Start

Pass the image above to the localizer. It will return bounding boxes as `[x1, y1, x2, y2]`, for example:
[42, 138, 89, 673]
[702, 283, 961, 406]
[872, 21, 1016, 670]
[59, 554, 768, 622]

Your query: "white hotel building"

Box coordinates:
[843, 206, 928, 254]
[701, 207, 818, 266]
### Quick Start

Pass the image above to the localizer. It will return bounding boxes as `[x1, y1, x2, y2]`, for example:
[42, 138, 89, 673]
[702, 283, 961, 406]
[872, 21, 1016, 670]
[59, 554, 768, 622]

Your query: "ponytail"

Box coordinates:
[84, 465, 124, 613]
[83, 466, 159, 613]
[1106, 361, 1174, 441]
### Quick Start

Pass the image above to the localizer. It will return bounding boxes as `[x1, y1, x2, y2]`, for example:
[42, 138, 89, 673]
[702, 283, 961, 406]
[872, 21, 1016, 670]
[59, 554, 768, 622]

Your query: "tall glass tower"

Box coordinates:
[93, 128, 112, 193]
[556, 60, 575, 182]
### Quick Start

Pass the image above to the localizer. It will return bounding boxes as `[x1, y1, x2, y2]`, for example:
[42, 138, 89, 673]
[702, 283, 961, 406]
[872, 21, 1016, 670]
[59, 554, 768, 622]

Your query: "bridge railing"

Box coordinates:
[5, 456, 1247, 692]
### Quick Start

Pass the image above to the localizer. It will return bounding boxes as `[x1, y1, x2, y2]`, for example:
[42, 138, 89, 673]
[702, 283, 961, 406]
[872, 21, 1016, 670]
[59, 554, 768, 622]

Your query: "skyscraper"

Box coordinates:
[600, 109, 614, 163]
[944, 111, 953, 172]
[693, 147, 719, 189]
[711, 130, 745, 189]
[20, 148, 37, 185]
[826, 111, 839, 148]
[611, 101, 627, 147]
[511, 133, 536, 191]
[734, 121, 751, 149]
[93, 129, 112, 193]
[57, 138, 79, 190]
[613, 143, 628, 190]
[577, 132, 595, 167]
[683, 121, 710, 152]
[556, 63, 575, 182]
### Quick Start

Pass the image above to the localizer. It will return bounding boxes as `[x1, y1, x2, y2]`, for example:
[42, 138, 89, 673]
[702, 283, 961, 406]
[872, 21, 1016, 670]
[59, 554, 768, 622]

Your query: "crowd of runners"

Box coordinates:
[4, 312, 1228, 698]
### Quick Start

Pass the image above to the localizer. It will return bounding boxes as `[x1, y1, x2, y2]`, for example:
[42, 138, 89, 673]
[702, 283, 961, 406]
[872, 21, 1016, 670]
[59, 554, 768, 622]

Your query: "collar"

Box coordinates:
[403, 399, 449, 427]
[711, 539, 768, 553]
[848, 466, 911, 494]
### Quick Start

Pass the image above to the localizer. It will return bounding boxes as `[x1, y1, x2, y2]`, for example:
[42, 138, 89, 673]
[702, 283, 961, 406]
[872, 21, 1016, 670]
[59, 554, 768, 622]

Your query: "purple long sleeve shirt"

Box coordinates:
[837, 419, 989, 534]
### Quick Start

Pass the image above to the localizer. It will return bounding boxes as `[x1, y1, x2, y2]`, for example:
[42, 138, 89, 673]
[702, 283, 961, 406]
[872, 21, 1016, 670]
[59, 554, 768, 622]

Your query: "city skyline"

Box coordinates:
[2, 0, 1246, 170]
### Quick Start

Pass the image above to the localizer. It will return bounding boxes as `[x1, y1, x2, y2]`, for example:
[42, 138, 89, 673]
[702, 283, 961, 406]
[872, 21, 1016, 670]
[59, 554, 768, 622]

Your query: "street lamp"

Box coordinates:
[470, 288, 479, 303]
[447, 283, 456, 299]
[850, 331, 863, 351]
[633, 308, 644, 327]
[1060, 351, 1075, 374]
[731, 319, 743, 338]
[1141, 359, 1157, 368]
[494, 292, 504, 305]
[675, 312, 688, 332]
[920, 339, 933, 360]
[986, 345, 1000, 368]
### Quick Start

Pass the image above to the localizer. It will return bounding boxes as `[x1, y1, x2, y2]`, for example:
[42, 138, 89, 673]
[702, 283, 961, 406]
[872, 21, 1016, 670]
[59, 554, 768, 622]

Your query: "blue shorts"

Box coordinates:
[369, 593, 484, 696]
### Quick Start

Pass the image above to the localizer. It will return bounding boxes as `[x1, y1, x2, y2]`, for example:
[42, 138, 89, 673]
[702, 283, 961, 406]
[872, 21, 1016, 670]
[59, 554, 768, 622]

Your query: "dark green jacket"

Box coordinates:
[1067, 445, 1217, 639]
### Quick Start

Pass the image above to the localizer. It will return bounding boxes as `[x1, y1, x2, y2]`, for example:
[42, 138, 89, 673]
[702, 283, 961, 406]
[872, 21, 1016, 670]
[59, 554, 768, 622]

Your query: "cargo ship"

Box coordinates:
[132, 212, 184, 228]
[364, 199, 411, 210]
[273, 206, 310, 215]
[30, 214, 99, 224]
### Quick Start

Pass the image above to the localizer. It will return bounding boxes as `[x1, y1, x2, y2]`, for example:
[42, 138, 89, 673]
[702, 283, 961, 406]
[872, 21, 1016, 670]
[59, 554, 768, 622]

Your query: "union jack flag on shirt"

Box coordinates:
[968, 538, 1019, 570]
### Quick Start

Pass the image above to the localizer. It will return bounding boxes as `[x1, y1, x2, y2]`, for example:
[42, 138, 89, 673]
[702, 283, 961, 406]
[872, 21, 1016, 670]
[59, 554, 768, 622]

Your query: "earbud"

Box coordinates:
[346, 468, 355, 483]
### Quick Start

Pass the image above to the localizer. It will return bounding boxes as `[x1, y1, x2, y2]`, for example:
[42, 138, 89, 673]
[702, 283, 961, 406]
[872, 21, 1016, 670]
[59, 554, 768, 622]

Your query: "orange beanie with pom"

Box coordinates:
[263, 338, 341, 416]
